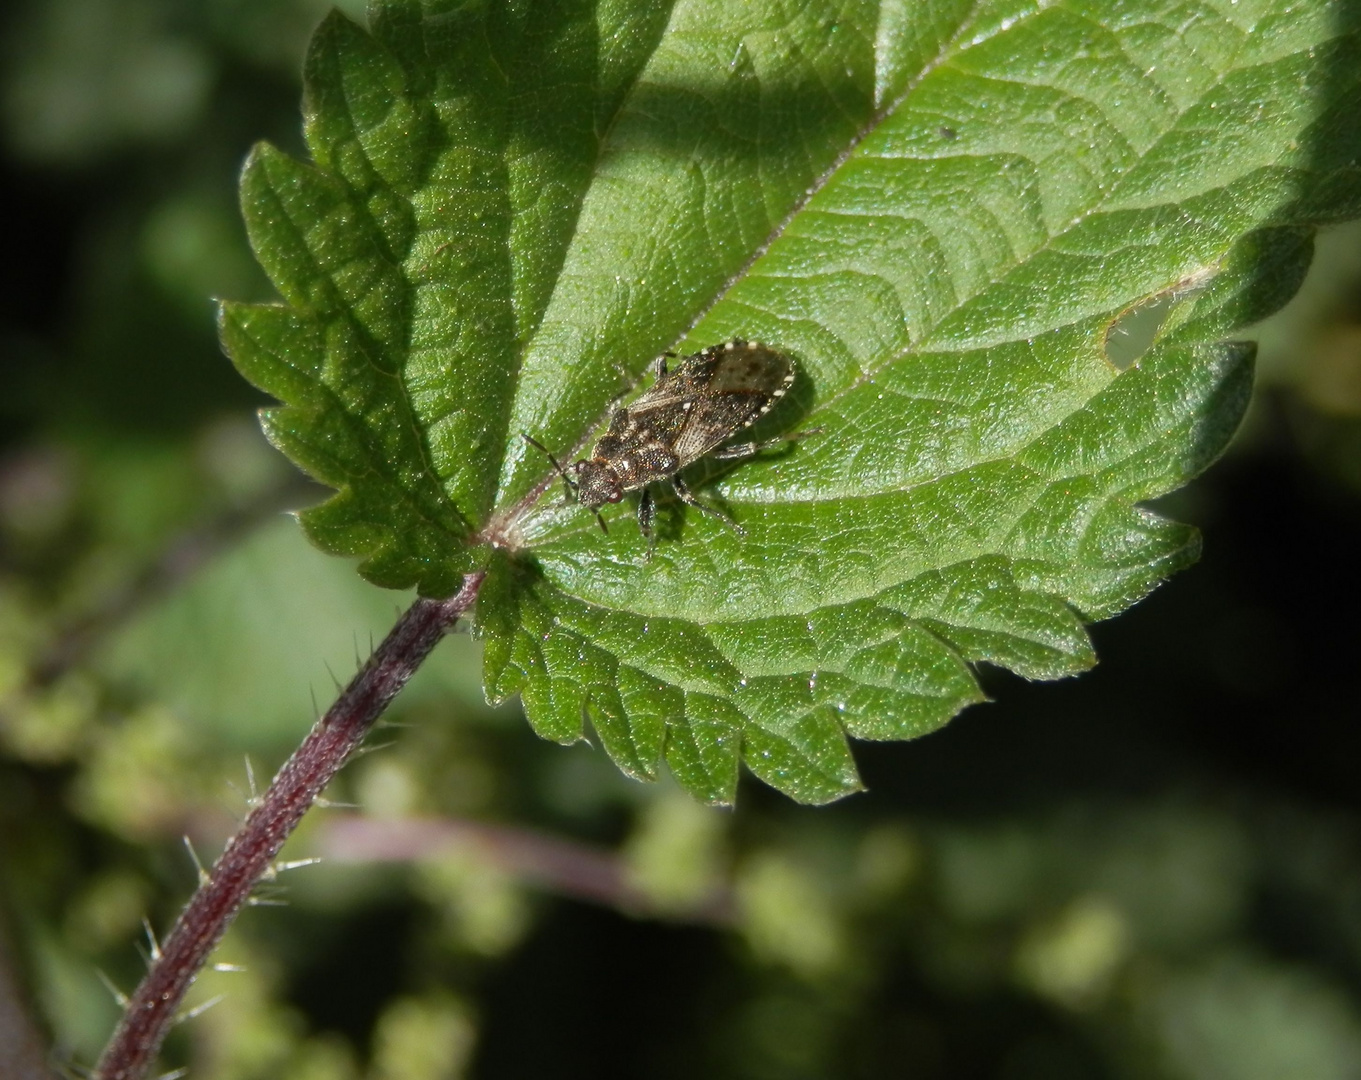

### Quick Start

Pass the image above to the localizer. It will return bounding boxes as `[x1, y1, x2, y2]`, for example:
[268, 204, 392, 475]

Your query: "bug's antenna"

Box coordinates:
[522, 434, 609, 533]
[522, 434, 576, 493]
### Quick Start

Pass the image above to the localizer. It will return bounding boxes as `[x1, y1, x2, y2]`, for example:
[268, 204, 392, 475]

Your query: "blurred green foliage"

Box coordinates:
[2, 1, 1361, 1079]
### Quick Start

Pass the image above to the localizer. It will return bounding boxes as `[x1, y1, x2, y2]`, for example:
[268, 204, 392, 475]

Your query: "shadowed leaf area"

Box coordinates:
[222, 0, 1361, 803]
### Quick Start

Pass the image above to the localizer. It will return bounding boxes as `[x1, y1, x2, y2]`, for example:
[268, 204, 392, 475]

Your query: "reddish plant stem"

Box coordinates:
[92, 573, 485, 1080]
[316, 814, 737, 926]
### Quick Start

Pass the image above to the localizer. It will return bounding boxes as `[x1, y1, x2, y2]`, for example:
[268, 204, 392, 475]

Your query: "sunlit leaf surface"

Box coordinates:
[224, 0, 1361, 802]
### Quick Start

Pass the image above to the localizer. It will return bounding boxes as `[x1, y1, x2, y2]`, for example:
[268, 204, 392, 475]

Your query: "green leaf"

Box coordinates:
[224, 0, 1361, 803]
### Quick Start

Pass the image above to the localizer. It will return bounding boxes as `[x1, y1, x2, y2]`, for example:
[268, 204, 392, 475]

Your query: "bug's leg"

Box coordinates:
[671, 476, 745, 537]
[652, 352, 674, 379]
[637, 487, 657, 558]
[610, 351, 675, 399]
[709, 427, 823, 461]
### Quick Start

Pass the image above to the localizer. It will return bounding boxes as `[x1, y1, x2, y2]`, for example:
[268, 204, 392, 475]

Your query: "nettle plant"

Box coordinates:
[95, 0, 1360, 1076]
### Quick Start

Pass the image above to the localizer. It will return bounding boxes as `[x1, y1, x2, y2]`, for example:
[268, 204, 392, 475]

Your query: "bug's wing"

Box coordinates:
[618, 388, 693, 445]
[671, 343, 794, 462]
[608, 354, 713, 444]
[624, 354, 717, 410]
[702, 343, 792, 397]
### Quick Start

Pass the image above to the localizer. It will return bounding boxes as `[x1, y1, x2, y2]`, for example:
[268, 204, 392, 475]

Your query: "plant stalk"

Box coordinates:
[92, 572, 485, 1080]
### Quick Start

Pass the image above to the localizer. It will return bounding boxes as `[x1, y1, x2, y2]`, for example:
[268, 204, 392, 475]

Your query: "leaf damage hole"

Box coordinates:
[1104, 267, 1217, 371]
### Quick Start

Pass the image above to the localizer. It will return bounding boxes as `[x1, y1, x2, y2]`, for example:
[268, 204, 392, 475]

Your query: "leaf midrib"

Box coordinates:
[489, 0, 987, 526]
[489, 0, 1278, 543]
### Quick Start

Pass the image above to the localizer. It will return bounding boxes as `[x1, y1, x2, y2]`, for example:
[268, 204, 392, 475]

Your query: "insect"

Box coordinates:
[524, 339, 812, 544]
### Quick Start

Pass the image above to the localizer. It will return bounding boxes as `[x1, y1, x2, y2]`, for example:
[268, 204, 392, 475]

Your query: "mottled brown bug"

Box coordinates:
[525, 339, 810, 544]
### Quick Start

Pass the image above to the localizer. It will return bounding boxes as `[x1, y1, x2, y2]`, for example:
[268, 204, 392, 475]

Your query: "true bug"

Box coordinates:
[524, 339, 812, 544]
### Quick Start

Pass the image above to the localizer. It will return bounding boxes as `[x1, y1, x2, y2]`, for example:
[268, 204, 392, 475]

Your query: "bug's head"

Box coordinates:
[573, 459, 623, 509]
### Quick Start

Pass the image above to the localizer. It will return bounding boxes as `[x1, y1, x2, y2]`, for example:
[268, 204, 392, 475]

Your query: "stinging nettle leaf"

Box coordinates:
[223, 0, 1361, 803]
